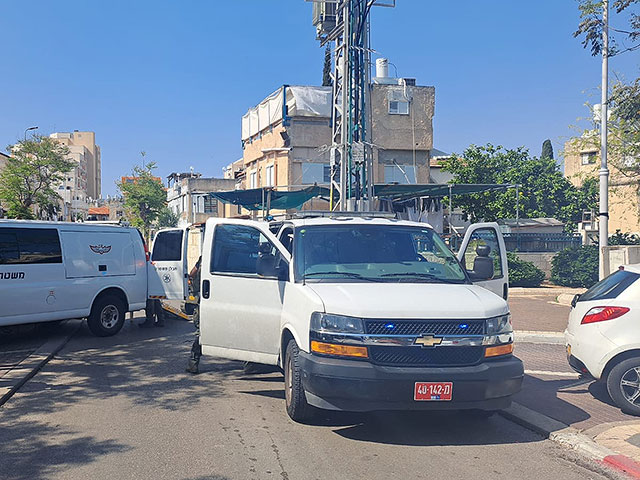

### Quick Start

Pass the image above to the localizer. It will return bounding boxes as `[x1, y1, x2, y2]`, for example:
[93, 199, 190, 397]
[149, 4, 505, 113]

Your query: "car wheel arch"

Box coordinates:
[280, 327, 303, 369]
[92, 287, 129, 313]
[602, 349, 640, 379]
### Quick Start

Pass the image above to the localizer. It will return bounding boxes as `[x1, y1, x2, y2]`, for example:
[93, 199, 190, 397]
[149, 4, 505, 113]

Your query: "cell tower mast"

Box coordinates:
[309, 0, 395, 211]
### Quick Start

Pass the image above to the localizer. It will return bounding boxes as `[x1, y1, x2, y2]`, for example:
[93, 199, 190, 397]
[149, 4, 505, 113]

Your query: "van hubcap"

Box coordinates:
[620, 367, 640, 405]
[100, 306, 119, 329]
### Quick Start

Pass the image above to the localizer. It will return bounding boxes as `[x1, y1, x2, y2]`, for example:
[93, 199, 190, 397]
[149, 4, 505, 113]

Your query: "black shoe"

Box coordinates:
[186, 359, 199, 374]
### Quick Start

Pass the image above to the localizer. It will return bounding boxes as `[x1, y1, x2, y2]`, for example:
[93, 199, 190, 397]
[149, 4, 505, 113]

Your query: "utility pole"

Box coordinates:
[310, 0, 395, 211]
[599, 0, 610, 279]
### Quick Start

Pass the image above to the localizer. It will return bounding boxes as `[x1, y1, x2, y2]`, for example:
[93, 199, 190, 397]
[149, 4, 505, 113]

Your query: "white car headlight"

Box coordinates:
[486, 314, 512, 335]
[310, 313, 365, 334]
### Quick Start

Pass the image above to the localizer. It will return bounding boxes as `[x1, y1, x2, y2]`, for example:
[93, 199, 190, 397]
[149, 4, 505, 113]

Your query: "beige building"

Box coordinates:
[167, 172, 236, 226]
[564, 135, 639, 234]
[227, 76, 434, 211]
[50, 131, 101, 200]
[0, 151, 9, 173]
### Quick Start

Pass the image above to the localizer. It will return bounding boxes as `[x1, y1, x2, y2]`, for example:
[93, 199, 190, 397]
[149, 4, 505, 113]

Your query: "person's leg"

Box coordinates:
[186, 306, 201, 374]
[139, 299, 155, 328]
[154, 300, 165, 327]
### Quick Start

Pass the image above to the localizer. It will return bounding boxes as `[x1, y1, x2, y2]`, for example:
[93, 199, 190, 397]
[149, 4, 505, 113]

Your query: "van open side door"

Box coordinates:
[148, 228, 188, 300]
[456, 222, 509, 299]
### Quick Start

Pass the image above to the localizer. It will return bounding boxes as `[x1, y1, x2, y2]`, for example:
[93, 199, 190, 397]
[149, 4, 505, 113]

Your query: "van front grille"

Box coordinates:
[365, 320, 484, 336]
[369, 346, 484, 367]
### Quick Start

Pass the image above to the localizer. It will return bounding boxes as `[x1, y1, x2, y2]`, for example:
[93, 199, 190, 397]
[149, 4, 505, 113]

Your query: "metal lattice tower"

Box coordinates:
[309, 0, 395, 211]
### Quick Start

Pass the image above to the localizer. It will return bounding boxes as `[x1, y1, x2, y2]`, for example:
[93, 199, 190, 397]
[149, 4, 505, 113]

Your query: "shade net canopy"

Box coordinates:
[210, 186, 330, 211]
[373, 183, 512, 201]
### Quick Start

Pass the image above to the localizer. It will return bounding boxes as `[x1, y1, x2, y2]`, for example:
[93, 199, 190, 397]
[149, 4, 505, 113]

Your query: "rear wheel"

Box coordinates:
[607, 357, 640, 416]
[284, 339, 313, 422]
[87, 295, 126, 337]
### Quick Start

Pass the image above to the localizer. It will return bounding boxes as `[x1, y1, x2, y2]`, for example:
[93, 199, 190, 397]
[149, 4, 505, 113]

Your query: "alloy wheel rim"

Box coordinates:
[620, 367, 640, 406]
[100, 305, 119, 329]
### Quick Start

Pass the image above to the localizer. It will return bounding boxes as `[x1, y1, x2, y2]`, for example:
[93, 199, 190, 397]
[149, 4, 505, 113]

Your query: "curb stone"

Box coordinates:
[514, 330, 565, 344]
[502, 402, 640, 478]
[0, 319, 82, 406]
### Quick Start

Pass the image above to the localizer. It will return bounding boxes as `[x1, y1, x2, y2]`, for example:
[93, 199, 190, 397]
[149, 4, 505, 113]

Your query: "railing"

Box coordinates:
[502, 233, 581, 253]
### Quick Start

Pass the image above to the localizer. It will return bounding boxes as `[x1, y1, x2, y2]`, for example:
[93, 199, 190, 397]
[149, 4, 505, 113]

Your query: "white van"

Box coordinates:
[153, 215, 523, 421]
[0, 220, 148, 336]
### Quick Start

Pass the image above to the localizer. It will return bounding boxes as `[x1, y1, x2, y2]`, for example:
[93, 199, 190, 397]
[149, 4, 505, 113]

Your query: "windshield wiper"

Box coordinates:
[304, 271, 381, 282]
[380, 272, 463, 284]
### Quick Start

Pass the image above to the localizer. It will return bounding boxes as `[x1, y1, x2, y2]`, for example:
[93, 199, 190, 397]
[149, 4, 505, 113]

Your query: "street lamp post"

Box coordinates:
[24, 126, 38, 141]
[599, 0, 610, 279]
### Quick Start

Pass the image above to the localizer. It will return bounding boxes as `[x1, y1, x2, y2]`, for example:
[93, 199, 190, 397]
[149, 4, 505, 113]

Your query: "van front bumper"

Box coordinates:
[298, 351, 524, 412]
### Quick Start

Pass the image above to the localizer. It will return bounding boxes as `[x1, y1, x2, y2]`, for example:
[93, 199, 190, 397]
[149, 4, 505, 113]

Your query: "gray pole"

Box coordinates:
[599, 0, 610, 279]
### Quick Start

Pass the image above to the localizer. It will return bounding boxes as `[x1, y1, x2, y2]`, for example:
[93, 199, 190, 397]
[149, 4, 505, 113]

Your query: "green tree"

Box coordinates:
[541, 139, 554, 159]
[574, 0, 639, 56]
[322, 45, 332, 87]
[441, 144, 597, 230]
[0, 136, 75, 219]
[117, 162, 166, 240]
[156, 207, 179, 229]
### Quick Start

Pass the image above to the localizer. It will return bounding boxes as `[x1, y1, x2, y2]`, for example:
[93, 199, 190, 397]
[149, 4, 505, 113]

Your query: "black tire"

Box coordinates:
[284, 339, 313, 422]
[87, 295, 126, 337]
[606, 357, 640, 416]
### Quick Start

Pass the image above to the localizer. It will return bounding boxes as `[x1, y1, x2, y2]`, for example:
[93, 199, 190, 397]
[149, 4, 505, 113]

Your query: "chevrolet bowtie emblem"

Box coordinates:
[415, 335, 443, 348]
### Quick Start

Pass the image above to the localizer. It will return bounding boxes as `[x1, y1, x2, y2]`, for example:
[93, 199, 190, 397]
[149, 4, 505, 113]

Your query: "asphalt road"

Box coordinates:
[0, 318, 622, 480]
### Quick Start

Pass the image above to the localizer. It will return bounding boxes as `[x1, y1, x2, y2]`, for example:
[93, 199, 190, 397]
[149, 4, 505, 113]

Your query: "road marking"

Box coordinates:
[525, 369, 580, 378]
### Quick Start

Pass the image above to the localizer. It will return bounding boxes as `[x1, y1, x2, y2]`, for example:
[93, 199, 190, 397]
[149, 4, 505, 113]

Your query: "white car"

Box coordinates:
[565, 264, 640, 415]
[0, 220, 149, 336]
[155, 215, 524, 422]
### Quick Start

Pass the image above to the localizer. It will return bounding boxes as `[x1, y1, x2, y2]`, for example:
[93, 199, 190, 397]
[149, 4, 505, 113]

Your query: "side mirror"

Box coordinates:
[469, 255, 494, 281]
[256, 252, 277, 277]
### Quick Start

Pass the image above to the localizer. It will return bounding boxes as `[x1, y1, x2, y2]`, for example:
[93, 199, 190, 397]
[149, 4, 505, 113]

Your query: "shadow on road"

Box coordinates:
[0, 318, 239, 480]
[330, 410, 541, 446]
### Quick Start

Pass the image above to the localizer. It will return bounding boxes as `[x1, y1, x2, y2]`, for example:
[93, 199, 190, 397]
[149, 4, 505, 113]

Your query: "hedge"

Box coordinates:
[507, 252, 546, 287]
[550, 245, 599, 288]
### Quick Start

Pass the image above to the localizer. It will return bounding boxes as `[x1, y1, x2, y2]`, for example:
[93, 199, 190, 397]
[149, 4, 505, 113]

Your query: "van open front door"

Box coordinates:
[148, 228, 188, 300]
[456, 222, 509, 299]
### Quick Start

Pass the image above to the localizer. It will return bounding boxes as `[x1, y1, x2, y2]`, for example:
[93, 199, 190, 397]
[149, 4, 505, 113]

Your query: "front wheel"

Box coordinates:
[607, 357, 640, 416]
[87, 295, 126, 337]
[284, 339, 313, 422]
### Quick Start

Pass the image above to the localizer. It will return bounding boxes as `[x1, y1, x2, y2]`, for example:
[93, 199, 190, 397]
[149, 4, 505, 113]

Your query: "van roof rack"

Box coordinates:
[291, 211, 397, 220]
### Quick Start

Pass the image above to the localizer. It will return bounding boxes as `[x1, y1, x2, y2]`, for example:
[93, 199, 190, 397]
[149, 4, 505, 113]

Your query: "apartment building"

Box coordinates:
[166, 172, 236, 226]
[226, 65, 434, 207]
[50, 131, 101, 200]
[564, 135, 639, 234]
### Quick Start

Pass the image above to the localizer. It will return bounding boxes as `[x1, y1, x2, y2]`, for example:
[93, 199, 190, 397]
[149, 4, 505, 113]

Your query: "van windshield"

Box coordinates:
[293, 224, 468, 284]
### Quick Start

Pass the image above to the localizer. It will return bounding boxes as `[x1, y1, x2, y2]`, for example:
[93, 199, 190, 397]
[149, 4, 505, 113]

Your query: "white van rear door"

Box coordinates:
[148, 228, 188, 300]
[456, 222, 509, 299]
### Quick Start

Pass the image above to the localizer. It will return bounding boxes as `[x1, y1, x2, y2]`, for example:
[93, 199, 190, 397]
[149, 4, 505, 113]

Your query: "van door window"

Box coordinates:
[0, 230, 20, 264]
[211, 224, 284, 278]
[0, 228, 62, 264]
[461, 228, 503, 279]
[152, 230, 183, 261]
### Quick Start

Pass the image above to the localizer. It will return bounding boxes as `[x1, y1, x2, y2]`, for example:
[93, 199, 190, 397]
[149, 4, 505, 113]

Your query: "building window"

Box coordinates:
[302, 163, 331, 184]
[203, 196, 217, 215]
[581, 152, 597, 165]
[389, 100, 409, 115]
[384, 164, 416, 184]
[265, 165, 274, 187]
[249, 171, 257, 189]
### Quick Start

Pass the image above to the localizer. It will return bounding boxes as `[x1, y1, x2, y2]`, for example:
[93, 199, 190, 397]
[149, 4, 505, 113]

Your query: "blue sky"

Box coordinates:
[1, 0, 637, 196]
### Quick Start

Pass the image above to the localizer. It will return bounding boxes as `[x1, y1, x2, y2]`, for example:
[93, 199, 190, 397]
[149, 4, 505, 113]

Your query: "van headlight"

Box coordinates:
[310, 313, 365, 334]
[486, 314, 512, 335]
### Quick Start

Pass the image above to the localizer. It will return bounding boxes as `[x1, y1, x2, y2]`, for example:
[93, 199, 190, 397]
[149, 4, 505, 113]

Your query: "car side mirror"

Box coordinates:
[256, 253, 277, 277]
[468, 255, 494, 281]
[571, 293, 581, 308]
